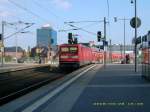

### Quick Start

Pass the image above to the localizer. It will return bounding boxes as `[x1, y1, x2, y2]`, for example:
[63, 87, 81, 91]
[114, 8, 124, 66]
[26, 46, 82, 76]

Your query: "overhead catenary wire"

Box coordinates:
[64, 20, 104, 24]
[67, 24, 97, 36]
[2, 21, 27, 30]
[59, 22, 101, 34]
[64, 19, 106, 37]
[31, 0, 66, 29]
[0, 8, 23, 22]
[80, 22, 103, 28]
[7, 0, 49, 23]
[7, 0, 108, 40]
[4, 23, 34, 40]
[31, 0, 98, 37]
[69, 24, 96, 35]
[32, 0, 65, 21]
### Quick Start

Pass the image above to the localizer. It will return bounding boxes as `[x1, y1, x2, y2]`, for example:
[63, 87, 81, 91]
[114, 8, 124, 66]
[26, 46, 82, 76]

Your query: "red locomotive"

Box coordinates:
[59, 44, 103, 68]
[59, 33, 132, 68]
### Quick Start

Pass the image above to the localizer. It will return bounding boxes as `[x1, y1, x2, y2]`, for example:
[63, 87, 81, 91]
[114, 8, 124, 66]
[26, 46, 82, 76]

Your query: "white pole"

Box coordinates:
[135, 0, 137, 72]
[15, 26, 18, 63]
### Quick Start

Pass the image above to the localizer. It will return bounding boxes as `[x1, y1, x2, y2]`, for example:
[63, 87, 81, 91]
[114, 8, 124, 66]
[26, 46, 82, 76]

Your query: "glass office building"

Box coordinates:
[37, 26, 57, 47]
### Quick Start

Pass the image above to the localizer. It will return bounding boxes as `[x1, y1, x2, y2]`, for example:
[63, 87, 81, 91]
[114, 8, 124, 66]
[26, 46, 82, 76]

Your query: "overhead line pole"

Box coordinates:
[114, 17, 131, 63]
[123, 17, 126, 60]
[15, 25, 18, 63]
[0, 21, 34, 66]
[4, 23, 34, 40]
[104, 17, 107, 68]
[109, 39, 112, 63]
[1, 21, 5, 66]
[134, 0, 137, 72]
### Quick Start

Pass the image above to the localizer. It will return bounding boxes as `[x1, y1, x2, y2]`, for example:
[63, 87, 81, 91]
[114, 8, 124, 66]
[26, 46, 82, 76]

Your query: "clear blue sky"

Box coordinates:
[0, 0, 150, 50]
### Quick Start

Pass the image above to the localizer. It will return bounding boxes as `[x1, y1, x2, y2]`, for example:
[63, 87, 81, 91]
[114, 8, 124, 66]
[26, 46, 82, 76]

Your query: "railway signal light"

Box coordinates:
[142, 35, 147, 42]
[136, 36, 141, 44]
[103, 40, 108, 46]
[74, 38, 78, 44]
[114, 17, 117, 22]
[100, 45, 104, 50]
[68, 33, 73, 44]
[148, 30, 150, 35]
[97, 31, 102, 42]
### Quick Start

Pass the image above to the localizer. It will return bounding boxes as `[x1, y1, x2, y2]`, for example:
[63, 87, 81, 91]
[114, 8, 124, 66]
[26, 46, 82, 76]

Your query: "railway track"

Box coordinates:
[0, 66, 72, 105]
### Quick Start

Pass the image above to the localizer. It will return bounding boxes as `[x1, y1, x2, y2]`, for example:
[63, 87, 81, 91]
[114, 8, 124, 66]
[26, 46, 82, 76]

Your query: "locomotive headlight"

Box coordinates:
[60, 56, 68, 58]
[71, 56, 78, 58]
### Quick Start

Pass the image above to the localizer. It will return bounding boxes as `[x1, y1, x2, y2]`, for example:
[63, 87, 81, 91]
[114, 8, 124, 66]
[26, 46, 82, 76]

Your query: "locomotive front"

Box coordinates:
[59, 44, 80, 68]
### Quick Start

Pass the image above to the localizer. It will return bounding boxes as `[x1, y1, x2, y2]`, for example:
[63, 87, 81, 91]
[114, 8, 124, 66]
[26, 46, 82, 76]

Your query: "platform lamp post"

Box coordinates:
[130, 0, 141, 72]
[131, 0, 137, 72]
[114, 17, 130, 63]
[103, 17, 107, 68]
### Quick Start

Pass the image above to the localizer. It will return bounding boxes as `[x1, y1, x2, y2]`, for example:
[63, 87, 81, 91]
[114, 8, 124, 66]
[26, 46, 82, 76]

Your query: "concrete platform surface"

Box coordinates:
[0, 64, 150, 112]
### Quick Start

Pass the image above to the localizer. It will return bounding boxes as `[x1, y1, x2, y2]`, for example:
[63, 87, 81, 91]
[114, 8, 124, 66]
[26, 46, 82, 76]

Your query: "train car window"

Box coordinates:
[61, 47, 69, 52]
[70, 47, 78, 52]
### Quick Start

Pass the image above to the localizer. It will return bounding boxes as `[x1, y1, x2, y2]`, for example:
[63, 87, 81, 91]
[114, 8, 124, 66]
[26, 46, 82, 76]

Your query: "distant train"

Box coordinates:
[141, 31, 150, 80]
[141, 43, 150, 79]
[59, 44, 103, 68]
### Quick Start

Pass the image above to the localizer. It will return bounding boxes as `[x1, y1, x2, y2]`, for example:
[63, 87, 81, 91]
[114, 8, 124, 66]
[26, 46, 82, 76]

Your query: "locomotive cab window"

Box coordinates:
[70, 47, 78, 53]
[61, 47, 69, 52]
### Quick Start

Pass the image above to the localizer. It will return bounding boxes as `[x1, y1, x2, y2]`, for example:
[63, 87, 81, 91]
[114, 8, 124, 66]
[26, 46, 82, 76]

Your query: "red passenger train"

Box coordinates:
[59, 44, 103, 68]
[141, 41, 150, 79]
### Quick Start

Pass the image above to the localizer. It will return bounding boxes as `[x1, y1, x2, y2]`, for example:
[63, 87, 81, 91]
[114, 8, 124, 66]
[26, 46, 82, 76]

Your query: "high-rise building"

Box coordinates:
[37, 25, 57, 47]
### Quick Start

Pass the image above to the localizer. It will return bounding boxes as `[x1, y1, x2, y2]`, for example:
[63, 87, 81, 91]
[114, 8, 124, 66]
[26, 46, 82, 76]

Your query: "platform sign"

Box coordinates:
[130, 17, 141, 28]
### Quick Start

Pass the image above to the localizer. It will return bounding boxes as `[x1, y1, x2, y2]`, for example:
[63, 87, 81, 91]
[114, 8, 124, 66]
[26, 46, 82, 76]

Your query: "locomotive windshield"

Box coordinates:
[70, 47, 78, 53]
[61, 47, 69, 52]
[61, 46, 78, 53]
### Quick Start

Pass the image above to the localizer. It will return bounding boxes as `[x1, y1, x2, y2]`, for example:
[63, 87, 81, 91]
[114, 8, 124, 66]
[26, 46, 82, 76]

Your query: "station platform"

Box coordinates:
[0, 64, 150, 112]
